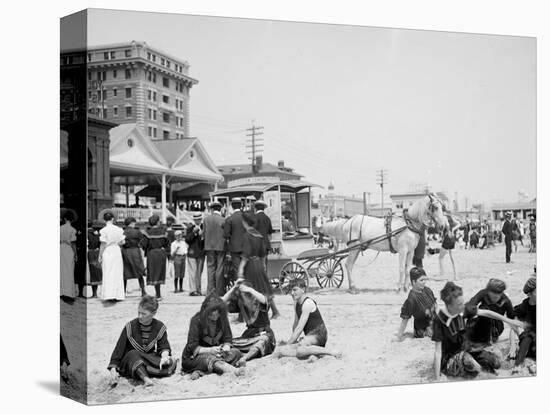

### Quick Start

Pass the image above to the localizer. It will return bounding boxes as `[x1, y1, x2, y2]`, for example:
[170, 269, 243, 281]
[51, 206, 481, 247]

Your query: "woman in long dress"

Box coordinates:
[122, 217, 147, 297]
[141, 214, 168, 300]
[60, 209, 77, 300]
[237, 211, 274, 298]
[99, 212, 125, 301]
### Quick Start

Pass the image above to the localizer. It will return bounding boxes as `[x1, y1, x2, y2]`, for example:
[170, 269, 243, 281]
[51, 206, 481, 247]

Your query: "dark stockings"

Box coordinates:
[174, 278, 183, 292]
[124, 278, 146, 296]
[154, 284, 161, 298]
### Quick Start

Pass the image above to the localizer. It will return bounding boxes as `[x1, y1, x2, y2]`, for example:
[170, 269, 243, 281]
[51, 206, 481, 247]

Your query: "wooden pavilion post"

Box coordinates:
[161, 173, 167, 224]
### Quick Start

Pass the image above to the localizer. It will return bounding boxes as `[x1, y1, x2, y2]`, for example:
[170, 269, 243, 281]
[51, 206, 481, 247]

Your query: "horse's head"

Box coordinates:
[424, 193, 448, 229]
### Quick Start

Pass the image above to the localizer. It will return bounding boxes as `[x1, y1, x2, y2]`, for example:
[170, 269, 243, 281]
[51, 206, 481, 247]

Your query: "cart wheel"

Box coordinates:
[315, 258, 344, 289]
[279, 261, 309, 294]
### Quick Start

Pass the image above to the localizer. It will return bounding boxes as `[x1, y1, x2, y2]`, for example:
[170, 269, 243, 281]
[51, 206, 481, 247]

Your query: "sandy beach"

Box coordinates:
[61, 242, 536, 405]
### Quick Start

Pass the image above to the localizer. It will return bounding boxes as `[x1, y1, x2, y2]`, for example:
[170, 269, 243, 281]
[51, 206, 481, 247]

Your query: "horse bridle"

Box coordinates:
[426, 193, 444, 227]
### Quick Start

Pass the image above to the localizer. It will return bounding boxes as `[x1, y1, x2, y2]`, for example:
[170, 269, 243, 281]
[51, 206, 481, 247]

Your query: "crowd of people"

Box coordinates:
[395, 267, 536, 378]
[60, 202, 537, 390]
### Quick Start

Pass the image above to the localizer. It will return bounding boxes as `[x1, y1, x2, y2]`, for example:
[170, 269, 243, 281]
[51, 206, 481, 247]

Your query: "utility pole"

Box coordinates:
[245, 124, 264, 173]
[363, 192, 367, 215]
[376, 169, 387, 217]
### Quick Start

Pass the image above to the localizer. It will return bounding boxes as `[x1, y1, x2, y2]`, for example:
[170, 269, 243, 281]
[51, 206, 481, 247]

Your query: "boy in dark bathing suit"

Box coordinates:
[273, 279, 342, 361]
[395, 267, 436, 341]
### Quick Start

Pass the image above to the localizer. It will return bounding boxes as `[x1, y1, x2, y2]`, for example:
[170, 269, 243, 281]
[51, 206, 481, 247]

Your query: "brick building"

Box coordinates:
[84, 41, 198, 139]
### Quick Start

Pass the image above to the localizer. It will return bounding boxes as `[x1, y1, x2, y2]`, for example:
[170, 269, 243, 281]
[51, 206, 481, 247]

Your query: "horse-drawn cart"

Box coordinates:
[211, 178, 349, 292]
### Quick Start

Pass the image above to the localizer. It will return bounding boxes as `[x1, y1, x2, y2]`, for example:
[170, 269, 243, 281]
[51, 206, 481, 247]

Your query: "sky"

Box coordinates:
[87, 9, 536, 207]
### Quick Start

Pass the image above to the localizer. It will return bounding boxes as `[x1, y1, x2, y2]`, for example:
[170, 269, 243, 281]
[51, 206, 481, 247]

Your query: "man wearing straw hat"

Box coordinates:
[501, 211, 513, 263]
[203, 201, 226, 295]
[186, 212, 205, 296]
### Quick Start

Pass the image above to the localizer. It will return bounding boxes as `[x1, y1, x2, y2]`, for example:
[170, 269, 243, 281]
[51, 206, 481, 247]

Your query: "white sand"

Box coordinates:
[61, 243, 536, 405]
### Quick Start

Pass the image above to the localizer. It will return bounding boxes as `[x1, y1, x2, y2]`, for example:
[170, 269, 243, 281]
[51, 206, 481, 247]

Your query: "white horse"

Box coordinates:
[320, 194, 448, 292]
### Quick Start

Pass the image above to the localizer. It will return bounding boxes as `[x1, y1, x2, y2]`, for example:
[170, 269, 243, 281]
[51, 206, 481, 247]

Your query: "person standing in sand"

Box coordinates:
[99, 212, 126, 302]
[274, 279, 342, 362]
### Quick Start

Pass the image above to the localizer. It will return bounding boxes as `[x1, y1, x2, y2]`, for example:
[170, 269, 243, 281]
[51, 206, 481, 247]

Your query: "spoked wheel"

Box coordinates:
[279, 261, 309, 294]
[315, 257, 345, 289]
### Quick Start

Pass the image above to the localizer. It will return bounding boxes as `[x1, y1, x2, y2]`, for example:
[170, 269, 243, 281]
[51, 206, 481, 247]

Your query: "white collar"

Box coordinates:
[213, 211, 221, 215]
[441, 307, 461, 327]
[233, 209, 241, 213]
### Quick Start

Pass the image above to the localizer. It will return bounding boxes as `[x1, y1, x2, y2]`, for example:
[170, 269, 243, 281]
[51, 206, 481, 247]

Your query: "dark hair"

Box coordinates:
[124, 216, 136, 227]
[212, 204, 222, 212]
[103, 211, 114, 222]
[242, 211, 256, 227]
[523, 277, 536, 294]
[139, 295, 159, 313]
[62, 208, 77, 223]
[199, 294, 230, 334]
[287, 278, 307, 293]
[486, 278, 506, 294]
[148, 214, 160, 226]
[409, 267, 426, 284]
[255, 204, 266, 211]
[166, 216, 175, 225]
[440, 282, 463, 305]
[231, 201, 242, 209]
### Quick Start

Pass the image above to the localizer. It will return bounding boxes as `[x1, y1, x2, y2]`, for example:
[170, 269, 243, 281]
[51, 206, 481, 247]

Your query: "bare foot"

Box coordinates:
[236, 357, 247, 367]
[307, 355, 319, 363]
[143, 377, 154, 387]
[234, 367, 246, 376]
[189, 371, 202, 381]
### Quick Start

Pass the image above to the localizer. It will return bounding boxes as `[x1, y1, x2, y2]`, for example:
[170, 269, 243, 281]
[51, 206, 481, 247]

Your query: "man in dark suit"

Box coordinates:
[203, 201, 226, 296]
[501, 211, 513, 263]
[254, 200, 280, 318]
[186, 212, 205, 296]
[224, 198, 246, 284]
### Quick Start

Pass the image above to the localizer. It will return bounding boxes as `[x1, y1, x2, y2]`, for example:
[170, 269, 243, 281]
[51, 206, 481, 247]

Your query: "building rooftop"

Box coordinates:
[152, 138, 196, 167]
[217, 162, 303, 178]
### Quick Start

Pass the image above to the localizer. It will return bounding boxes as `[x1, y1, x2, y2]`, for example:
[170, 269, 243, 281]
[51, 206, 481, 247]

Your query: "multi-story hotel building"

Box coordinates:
[85, 40, 198, 139]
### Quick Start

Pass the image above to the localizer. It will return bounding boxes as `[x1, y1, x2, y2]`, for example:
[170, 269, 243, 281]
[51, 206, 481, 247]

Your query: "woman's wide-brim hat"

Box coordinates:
[193, 212, 203, 220]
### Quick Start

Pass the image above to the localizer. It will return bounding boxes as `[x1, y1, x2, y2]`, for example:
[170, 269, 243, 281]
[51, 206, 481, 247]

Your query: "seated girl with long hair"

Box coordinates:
[181, 294, 245, 379]
[222, 280, 276, 366]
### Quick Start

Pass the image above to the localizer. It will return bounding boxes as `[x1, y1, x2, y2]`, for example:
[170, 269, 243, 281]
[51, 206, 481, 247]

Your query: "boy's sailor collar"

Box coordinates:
[213, 210, 221, 215]
[439, 307, 462, 327]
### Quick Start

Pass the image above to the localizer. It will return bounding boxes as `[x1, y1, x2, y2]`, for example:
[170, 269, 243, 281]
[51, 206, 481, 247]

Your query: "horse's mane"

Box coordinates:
[407, 196, 427, 223]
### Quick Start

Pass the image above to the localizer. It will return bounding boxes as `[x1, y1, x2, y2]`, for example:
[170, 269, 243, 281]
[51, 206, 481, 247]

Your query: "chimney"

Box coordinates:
[278, 160, 285, 168]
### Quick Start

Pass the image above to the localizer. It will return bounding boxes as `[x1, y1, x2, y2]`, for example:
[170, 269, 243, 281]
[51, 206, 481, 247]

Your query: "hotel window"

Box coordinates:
[125, 88, 132, 98]
[152, 54, 156, 62]
[153, 127, 157, 138]
[162, 95, 169, 104]
[126, 106, 132, 117]
[153, 110, 157, 120]
[161, 58, 165, 66]
[153, 73, 156, 83]
[162, 77, 169, 88]
[147, 52, 151, 60]
[97, 72, 101, 81]
[162, 112, 170, 123]
[103, 71, 107, 81]
[174, 64, 178, 72]
[113, 106, 118, 116]
[87, 53, 91, 62]
[110, 51, 116, 59]
[148, 126, 152, 137]
[113, 69, 117, 78]
[153, 91, 157, 102]
[113, 88, 118, 97]
[163, 130, 170, 140]
[88, 71, 92, 81]
[148, 108, 152, 119]
[125, 69, 131, 79]
[102, 89, 107, 100]
[147, 71, 152, 82]
[88, 91, 92, 100]
[125, 49, 131, 57]
[103, 108, 108, 118]
[104, 52, 109, 60]
[147, 90, 152, 101]
[167, 61, 171, 69]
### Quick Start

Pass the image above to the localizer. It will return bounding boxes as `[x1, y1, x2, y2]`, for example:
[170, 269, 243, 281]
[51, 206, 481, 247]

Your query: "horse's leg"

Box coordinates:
[345, 248, 360, 292]
[397, 250, 407, 292]
[404, 250, 414, 291]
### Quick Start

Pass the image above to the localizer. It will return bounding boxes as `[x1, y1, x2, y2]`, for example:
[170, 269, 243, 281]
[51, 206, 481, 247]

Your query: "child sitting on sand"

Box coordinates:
[395, 267, 436, 341]
[511, 277, 536, 374]
[274, 279, 341, 361]
[108, 295, 177, 387]
[433, 282, 523, 380]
